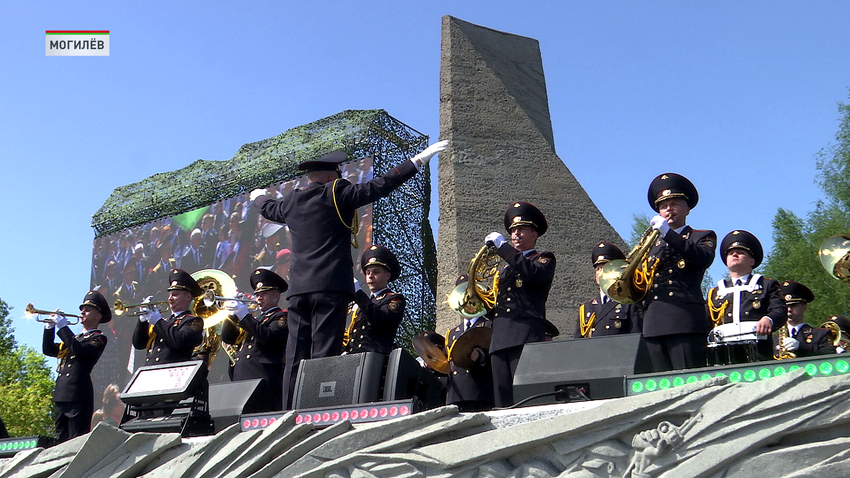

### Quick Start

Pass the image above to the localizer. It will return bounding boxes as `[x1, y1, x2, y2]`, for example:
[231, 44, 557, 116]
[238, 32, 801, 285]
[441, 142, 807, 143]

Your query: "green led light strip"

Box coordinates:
[627, 357, 850, 395]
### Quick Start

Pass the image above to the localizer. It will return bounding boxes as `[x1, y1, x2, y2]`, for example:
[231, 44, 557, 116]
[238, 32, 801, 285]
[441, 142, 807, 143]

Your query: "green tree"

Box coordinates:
[0, 299, 55, 436]
[762, 97, 850, 324]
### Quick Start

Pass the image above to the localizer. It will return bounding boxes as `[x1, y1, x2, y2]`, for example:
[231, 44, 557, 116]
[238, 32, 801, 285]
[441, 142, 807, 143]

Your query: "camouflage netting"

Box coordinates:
[91, 108, 437, 344]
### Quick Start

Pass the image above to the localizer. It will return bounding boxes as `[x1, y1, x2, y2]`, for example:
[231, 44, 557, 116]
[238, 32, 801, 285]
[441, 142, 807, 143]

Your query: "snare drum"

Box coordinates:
[707, 341, 759, 366]
[706, 322, 765, 366]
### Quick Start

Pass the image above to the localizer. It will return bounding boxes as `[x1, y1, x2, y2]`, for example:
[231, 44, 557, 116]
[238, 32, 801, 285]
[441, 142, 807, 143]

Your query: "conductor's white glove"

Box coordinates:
[782, 336, 800, 352]
[412, 140, 448, 169]
[649, 215, 671, 236]
[249, 188, 266, 202]
[353, 278, 361, 293]
[53, 314, 69, 330]
[485, 232, 506, 249]
[225, 300, 250, 320]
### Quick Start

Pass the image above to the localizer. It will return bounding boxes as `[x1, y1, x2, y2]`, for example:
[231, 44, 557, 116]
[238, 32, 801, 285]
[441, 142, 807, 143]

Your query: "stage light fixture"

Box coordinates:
[626, 355, 850, 396]
[239, 398, 417, 431]
[0, 436, 54, 458]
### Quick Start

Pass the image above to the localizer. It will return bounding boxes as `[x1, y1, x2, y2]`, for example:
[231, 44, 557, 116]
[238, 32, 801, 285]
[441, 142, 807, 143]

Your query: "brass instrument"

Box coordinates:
[113, 299, 169, 316]
[202, 289, 259, 309]
[819, 235, 850, 282]
[191, 269, 242, 365]
[598, 227, 661, 304]
[824, 321, 850, 349]
[449, 245, 502, 318]
[25, 303, 81, 325]
[774, 325, 797, 360]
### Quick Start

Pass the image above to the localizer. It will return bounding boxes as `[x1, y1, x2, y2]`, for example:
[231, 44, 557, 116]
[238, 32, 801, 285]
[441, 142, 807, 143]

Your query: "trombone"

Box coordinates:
[25, 303, 81, 325]
[113, 298, 170, 316]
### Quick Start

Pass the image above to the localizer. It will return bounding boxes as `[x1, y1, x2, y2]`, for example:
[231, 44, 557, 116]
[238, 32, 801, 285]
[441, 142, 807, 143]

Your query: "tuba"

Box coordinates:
[190, 269, 241, 365]
[449, 245, 502, 318]
[819, 235, 850, 282]
[824, 321, 850, 349]
[598, 227, 661, 304]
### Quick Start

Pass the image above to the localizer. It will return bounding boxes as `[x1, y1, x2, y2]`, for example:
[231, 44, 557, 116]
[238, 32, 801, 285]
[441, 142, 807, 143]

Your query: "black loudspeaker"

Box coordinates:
[293, 352, 385, 409]
[383, 348, 444, 409]
[208, 378, 274, 432]
[513, 334, 653, 406]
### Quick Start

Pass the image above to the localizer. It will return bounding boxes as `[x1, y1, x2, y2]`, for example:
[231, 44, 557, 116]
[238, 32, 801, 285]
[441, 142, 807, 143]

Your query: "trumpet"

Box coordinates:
[113, 299, 169, 316]
[25, 303, 81, 325]
[202, 289, 258, 308]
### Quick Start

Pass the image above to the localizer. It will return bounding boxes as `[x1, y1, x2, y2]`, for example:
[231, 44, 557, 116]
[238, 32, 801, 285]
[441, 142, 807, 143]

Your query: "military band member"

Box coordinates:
[251, 140, 448, 409]
[643, 173, 716, 372]
[42, 291, 110, 442]
[706, 230, 786, 360]
[577, 242, 643, 338]
[222, 268, 288, 410]
[346, 245, 405, 355]
[774, 281, 836, 357]
[132, 269, 205, 366]
[485, 202, 556, 407]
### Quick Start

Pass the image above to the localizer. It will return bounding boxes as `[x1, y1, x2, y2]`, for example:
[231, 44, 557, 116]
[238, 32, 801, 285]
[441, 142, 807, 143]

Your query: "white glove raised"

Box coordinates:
[53, 314, 69, 330]
[146, 309, 163, 325]
[353, 278, 361, 293]
[224, 300, 250, 320]
[782, 336, 800, 352]
[649, 214, 671, 236]
[411, 140, 449, 168]
[249, 188, 267, 202]
[45, 314, 58, 329]
[485, 232, 506, 249]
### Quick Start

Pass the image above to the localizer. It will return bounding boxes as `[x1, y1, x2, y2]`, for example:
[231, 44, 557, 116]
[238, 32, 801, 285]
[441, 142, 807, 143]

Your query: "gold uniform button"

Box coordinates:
[246, 354, 251, 359]
[668, 280, 673, 285]
[155, 358, 160, 362]
[668, 292, 674, 296]
[506, 297, 512, 302]
[506, 308, 511, 313]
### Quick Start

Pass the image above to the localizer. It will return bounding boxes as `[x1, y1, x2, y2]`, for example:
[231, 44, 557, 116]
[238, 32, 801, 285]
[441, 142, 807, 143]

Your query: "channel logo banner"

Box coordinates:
[46, 30, 110, 56]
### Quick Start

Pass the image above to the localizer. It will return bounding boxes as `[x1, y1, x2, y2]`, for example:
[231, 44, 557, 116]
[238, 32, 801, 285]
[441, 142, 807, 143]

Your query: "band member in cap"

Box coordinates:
[222, 268, 288, 410]
[484, 201, 556, 407]
[42, 290, 110, 442]
[577, 242, 643, 338]
[132, 269, 205, 366]
[251, 140, 448, 408]
[706, 230, 786, 360]
[774, 281, 836, 357]
[345, 245, 406, 355]
[644, 173, 716, 371]
[446, 276, 494, 412]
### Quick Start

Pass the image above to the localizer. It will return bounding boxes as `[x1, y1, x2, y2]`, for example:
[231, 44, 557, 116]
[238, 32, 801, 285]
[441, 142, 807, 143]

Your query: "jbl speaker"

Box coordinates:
[383, 348, 444, 409]
[293, 352, 385, 409]
[513, 334, 652, 406]
[208, 378, 274, 432]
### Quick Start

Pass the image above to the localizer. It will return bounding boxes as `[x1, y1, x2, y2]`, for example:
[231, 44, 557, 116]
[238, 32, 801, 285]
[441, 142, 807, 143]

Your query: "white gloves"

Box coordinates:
[353, 278, 361, 293]
[485, 232, 506, 249]
[837, 346, 845, 354]
[140, 308, 162, 325]
[412, 140, 449, 168]
[53, 314, 69, 330]
[45, 314, 58, 329]
[649, 215, 671, 236]
[225, 300, 250, 320]
[782, 337, 800, 352]
[249, 188, 266, 202]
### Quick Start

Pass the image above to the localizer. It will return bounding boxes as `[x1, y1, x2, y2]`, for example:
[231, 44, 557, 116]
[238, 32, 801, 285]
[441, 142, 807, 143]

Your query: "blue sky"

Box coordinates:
[2, 1, 850, 353]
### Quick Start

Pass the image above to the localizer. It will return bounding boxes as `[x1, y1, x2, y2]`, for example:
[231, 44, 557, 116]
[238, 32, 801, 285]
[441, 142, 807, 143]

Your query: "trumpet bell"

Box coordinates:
[819, 235, 850, 282]
[447, 281, 488, 319]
